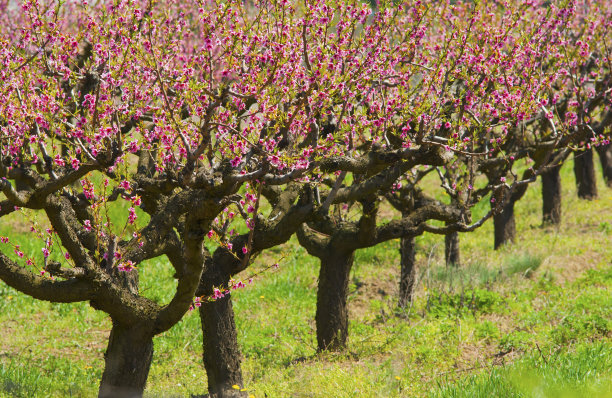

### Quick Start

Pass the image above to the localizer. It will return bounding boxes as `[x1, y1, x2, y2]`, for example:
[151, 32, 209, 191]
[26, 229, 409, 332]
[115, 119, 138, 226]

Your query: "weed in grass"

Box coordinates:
[577, 266, 612, 287]
[503, 254, 543, 278]
[598, 221, 611, 234]
[551, 314, 610, 345]
[429, 262, 500, 287]
[499, 331, 534, 353]
[474, 321, 501, 342]
[426, 253, 542, 295]
[536, 270, 557, 290]
[426, 288, 505, 318]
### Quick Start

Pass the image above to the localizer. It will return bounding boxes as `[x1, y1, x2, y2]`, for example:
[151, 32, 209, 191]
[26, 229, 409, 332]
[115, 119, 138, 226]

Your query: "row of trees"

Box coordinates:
[0, 0, 610, 396]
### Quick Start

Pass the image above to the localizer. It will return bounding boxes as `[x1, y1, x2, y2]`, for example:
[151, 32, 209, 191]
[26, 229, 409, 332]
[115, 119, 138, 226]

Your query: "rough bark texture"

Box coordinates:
[316, 250, 355, 351]
[98, 323, 154, 398]
[573, 149, 598, 199]
[493, 188, 516, 250]
[596, 144, 612, 187]
[541, 165, 562, 225]
[98, 270, 153, 398]
[444, 230, 460, 267]
[199, 293, 245, 398]
[398, 235, 416, 308]
[196, 255, 246, 398]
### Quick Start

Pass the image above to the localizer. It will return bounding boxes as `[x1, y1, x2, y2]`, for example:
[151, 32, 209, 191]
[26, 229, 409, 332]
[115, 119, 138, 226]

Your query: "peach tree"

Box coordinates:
[0, 0, 609, 397]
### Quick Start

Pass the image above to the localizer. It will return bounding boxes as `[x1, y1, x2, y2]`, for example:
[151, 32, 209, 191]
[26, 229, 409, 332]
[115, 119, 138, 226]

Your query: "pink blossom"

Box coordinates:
[128, 207, 137, 224]
[212, 288, 224, 300]
[118, 261, 135, 272]
[120, 181, 131, 191]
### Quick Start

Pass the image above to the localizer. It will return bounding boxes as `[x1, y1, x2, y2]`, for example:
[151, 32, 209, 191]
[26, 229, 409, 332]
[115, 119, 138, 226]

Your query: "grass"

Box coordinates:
[0, 157, 610, 397]
[432, 342, 612, 398]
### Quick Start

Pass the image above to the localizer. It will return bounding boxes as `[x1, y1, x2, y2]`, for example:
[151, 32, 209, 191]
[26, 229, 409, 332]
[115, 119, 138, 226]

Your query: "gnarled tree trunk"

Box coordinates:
[574, 149, 598, 199]
[493, 187, 516, 250]
[541, 164, 562, 225]
[444, 230, 460, 267]
[197, 263, 246, 398]
[98, 269, 152, 398]
[99, 323, 154, 398]
[595, 144, 612, 187]
[398, 235, 416, 308]
[199, 291, 245, 398]
[316, 249, 354, 351]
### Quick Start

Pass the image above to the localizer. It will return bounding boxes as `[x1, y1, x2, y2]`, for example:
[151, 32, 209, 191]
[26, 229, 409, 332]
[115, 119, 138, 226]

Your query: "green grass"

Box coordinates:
[432, 342, 612, 398]
[0, 158, 610, 397]
[503, 254, 543, 278]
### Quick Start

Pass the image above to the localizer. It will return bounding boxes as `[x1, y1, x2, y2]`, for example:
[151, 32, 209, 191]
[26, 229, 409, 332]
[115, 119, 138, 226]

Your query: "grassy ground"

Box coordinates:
[0, 158, 610, 397]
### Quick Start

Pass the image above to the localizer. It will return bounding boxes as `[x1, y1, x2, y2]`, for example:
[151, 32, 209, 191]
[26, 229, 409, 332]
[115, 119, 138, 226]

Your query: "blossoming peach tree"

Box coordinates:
[475, 0, 612, 245]
[292, 0, 612, 352]
[0, 0, 381, 395]
[192, 0, 610, 396]
[0, 0, 610, 397]
[0, 0, 455, 395]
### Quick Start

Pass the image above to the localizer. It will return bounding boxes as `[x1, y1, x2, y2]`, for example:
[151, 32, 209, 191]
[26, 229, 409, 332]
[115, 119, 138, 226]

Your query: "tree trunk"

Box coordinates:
[444, 230, 460, 267]
[398, 235, 416, 308]
[574, 149, 598, 199]
[316, 250, 354, 351]
[596, 144, 612, 187]
[541, 165, 562, 225]
[98, 323, 154, 398]
[199, 292, 245, 398]
[493, 188, 516, 250]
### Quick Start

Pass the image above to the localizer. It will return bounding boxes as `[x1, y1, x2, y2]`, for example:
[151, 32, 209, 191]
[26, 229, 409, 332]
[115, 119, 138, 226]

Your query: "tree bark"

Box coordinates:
[595, 144, 612, 187]
[493, 188, 516, 250]
[97, 265, 151, 398]
[541, 164, 562, 225]
[573, 149, 598, 199]
[316, 250, 354, 351]
[398, 235, 416, 308]
[444, 230, 460, 267]
[199, 291, 245, 398]
[98, 323, 154, 398]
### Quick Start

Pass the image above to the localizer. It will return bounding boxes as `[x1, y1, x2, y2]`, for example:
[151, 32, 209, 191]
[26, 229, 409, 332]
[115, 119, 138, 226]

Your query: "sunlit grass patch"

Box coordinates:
[432, 342, 612, 398]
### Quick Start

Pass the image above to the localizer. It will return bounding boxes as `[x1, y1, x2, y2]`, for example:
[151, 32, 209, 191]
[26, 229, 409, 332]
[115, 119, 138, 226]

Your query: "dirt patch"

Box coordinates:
[480, 312, 518, 336]
[539, 251, 603, 284]
[428, 340, 521, 388]
[349, 268, 398, 321]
